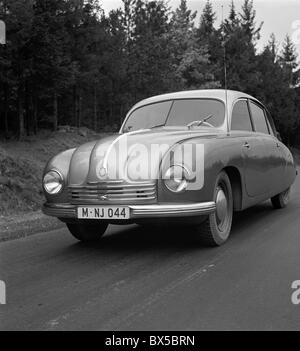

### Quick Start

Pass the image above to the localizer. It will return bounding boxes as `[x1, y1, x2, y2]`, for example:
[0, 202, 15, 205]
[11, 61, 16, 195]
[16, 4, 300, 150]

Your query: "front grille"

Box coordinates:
[68, 181, 157, 204]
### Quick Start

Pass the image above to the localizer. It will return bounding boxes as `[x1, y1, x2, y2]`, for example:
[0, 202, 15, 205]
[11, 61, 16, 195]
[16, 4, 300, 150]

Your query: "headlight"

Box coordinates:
[164, 165, 190, 193]
[43, 170, 63, 194]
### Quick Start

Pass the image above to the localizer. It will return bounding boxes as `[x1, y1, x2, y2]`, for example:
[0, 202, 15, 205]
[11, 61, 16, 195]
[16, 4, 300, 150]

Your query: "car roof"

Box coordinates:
[130, 89, 261, 111]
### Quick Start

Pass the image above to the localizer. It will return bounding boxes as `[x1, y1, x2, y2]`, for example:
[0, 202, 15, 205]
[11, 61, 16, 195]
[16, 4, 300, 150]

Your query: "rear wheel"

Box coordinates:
[271, 187, 291, 209]
[196, 171, 233, 247]
[66, 222, 108, 242]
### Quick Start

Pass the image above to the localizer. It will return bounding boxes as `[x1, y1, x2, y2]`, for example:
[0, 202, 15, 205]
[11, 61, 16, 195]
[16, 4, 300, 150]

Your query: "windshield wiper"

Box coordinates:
[150, 123, 166, 129]
[187, 114, 213, 129]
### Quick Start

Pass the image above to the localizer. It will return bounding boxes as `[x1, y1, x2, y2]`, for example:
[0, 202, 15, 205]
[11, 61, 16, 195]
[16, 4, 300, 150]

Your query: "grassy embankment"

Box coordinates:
[0, 127, 106, 218]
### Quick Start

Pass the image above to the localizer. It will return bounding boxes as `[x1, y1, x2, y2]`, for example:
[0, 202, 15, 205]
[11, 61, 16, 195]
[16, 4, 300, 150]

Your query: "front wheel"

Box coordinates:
[196, 171, 233, 247]
[271, 187, 291, 209]
[66, 222, 108, 242]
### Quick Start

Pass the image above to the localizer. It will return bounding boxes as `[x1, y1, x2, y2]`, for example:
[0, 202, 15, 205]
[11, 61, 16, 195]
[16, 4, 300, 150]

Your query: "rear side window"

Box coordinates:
[249, 102, 269, 134]
[266, 111, 276, 136]
[231, 100, 253, 132]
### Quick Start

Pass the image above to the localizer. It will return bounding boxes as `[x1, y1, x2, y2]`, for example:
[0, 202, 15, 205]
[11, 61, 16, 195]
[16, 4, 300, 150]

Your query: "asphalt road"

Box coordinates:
[1, 173, 300, 331]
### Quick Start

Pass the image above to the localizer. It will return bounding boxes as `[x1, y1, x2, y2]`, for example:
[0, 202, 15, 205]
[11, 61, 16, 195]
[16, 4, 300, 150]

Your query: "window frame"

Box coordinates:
[230, 98, 255, 132]
[248, 99, 271, 135]
[121, 97, 226, 133]
[264, 108, 278, 137]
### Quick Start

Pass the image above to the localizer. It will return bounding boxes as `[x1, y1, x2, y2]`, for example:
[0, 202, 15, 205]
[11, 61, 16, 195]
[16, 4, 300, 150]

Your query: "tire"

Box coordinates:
[196, 171, 233, 247]
[66, 222, 108, 242]
[271, 187, 291, 209]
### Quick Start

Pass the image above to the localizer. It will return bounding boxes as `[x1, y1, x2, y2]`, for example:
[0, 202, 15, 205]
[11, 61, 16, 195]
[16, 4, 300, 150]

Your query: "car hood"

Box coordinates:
[68, 129, 223, 186]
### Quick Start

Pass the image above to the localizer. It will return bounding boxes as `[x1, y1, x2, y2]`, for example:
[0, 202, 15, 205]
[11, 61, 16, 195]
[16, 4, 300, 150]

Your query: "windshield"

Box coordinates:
[123, 99, 225, 132]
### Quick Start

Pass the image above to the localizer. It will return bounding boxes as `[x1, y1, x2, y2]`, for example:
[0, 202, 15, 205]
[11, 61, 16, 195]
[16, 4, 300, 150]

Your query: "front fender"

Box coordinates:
[43, 148, 75, 203]
[158, 136, 244, 204]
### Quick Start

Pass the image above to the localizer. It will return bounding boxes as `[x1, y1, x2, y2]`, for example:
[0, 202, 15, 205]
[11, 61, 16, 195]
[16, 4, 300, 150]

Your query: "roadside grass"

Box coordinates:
[0, 127, 107, 217]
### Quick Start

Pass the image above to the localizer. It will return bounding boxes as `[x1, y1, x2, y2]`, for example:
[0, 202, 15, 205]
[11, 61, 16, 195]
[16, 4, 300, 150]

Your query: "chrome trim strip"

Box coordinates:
[130, 202, 216, 217]
[70, 191, 156, 196]
[70, 182, 155, 189]
[43, 202, 216, 219]
[42, 204, 77, 218]
[87, 180, 124, 185]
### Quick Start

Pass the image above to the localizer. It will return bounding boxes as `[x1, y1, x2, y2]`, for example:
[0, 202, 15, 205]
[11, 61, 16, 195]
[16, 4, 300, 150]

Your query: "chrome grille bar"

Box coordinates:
[68, 182, 157, 204]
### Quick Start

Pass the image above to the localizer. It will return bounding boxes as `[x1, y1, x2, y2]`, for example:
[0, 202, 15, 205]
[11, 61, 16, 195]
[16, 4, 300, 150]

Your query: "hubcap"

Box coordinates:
[216, 188, 228, 225]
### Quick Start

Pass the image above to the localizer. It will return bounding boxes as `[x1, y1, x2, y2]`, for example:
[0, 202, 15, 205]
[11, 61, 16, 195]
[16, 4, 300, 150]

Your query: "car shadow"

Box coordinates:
[65, 200, 281, 255]
[74, 224, 200, 252]
[231, 201, 275, 237]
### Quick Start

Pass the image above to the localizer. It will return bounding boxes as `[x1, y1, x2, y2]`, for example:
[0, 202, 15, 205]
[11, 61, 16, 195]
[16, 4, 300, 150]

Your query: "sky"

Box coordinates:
[100, 0, 300, 56]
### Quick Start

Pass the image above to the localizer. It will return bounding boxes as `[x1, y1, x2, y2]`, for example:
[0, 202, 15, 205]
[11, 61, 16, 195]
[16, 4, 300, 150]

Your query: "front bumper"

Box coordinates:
[42, 202, 216, 219]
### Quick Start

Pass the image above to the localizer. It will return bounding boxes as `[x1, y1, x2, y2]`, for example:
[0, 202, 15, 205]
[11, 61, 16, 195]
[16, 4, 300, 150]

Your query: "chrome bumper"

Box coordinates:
[43, 202, 216, 219]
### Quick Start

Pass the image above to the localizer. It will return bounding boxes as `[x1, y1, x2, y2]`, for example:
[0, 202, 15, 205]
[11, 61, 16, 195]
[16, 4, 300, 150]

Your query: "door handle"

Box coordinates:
[243, 142, 250, 149]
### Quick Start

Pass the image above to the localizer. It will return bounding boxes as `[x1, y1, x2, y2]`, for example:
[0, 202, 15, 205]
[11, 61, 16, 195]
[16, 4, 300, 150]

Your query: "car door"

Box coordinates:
[264, 108, 286, 193]
[231, 99, 269, 197]
[248, 100, 285, 196]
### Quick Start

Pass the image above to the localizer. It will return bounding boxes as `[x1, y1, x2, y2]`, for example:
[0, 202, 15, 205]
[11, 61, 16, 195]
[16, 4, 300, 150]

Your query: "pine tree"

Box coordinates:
[127, 0, 172, 99]
[30, 0, 73, 132]
[225, 0, 239, 32]
[280, 35, 299, 87]
[266, 33, 278, 63]
[239, 0, 263, 43]
[171, 0, 219, 89]
[280, 35, 298, 69]
[170, 0, 197, 63]
[1, 0, 34, 138]
[198, 0, 216, 38]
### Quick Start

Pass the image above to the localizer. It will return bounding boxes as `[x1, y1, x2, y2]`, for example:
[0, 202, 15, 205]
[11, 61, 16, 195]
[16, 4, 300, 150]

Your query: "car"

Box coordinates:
[42, 89, 297, 246]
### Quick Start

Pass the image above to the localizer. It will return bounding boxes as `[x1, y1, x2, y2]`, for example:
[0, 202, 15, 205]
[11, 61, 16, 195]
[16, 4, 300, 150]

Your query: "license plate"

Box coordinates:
[77, 207, 130, 220]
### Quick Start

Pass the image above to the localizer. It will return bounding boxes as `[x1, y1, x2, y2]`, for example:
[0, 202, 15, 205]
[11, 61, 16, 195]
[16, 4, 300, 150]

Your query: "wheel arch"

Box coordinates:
[222, 166, 243, 211]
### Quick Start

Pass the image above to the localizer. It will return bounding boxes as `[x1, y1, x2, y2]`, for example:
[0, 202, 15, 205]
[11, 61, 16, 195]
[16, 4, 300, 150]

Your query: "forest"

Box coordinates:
[0, 0, 300, 145]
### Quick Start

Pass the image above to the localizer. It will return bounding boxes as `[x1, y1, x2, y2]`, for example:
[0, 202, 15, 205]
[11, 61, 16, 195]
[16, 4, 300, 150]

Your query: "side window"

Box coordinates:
[265, 111, 276, 137]
[249, 101, 269, 134]
[231, 100, 253, 131]
[265, 117, 274, 136]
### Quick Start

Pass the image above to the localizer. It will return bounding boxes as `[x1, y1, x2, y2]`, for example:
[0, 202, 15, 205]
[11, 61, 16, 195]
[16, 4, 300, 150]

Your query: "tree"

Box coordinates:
[169, 0, 197, 68]
[169, 0, 219, 89]
[217, 0, 262, 93]
[267, 33, 278, 63]
[279, 34, 299, 87]
[198, 0, 216, 38]
[0, 0, 34, 138]
[126, 0, 172, 99]
[29, 0, 74, 132]
[239, 0, 263, 44]
[0, 0, 299, 148]
[226, 0, 239, 32]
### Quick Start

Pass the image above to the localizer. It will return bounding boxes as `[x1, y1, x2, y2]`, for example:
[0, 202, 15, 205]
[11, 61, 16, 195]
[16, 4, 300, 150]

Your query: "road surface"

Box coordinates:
[1, 173, 300, 331]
